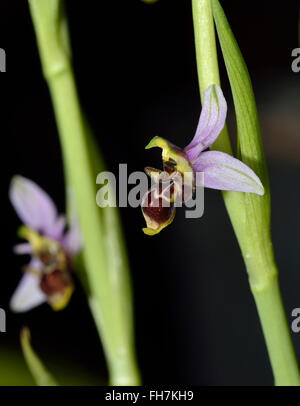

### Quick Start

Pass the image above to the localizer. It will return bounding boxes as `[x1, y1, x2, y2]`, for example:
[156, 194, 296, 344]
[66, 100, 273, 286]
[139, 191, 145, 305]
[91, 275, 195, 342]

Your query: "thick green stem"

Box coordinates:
[252, 275, 299, 385]
[192, 0, 231, 153]
[28, 0, 140, 385]
[192, 0, 300, 385]
[48, 72, 140, 385]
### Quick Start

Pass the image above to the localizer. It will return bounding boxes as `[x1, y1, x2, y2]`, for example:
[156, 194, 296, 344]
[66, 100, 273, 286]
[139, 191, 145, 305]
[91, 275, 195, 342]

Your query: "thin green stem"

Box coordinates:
[21, 327, 57, 386]
[252, 276, 299, 385]
[192, 0, 300, 385]
[192, 0, 231, 154]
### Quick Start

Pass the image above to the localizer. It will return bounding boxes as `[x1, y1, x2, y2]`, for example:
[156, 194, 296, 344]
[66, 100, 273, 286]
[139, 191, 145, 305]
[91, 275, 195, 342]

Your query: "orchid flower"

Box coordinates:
[142, 84, 264, 235]
[9, 176, 81, 312]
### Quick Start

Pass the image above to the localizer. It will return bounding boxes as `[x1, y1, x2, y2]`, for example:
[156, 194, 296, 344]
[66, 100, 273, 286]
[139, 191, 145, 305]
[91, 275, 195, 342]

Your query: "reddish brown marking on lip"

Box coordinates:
[40, 269, 72, 296]
[142, 156, 195, 232]
[142, 198, 175, 226]
[142, 180, 175, 226]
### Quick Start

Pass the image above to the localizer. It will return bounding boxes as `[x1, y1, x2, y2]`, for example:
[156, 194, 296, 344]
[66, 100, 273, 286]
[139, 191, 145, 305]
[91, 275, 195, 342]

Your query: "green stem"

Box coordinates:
[252, 275, 299, 385]
[192, 0, 300, 385]
[192, 0, 231, 153]
[21, 327, 58, 386]
[48, 71, 140, 385]
[28, 0, 140, 385]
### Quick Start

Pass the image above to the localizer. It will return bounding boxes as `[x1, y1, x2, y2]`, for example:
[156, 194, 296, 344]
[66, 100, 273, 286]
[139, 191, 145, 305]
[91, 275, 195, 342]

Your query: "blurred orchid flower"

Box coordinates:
[9, 176, 81, 312]
[142, 84, 264, 235]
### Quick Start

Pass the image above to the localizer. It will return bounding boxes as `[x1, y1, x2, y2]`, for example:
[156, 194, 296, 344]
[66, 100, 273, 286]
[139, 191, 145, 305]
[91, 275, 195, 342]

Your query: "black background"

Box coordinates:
[0, 0, 300, 385]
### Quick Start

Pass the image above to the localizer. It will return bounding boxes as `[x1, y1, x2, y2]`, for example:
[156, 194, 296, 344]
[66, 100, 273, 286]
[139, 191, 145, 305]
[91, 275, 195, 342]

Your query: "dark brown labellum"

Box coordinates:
[142, 189, 175, 228]
[142, 170, 176, 232]
[40, 269, 73, 296]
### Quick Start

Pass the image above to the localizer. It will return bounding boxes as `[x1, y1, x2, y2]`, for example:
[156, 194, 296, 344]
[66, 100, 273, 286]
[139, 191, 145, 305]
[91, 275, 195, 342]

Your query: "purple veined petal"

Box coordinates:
[27, 257, 44, 271]
[62, 187, 82, 255]
[10, 272, 46, 313]
[46, 215, 66, 241]
[13, 243, 32, 255]
[184, 85, 227, 162]
[62, 219, 82, 256]
[9, 176, 59, 237]
[193, 151, 264, 195]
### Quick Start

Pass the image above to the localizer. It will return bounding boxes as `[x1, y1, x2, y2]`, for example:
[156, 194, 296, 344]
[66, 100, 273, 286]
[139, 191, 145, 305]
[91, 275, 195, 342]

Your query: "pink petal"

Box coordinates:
[47, 215, 66, 240]
[193, 151, 264, 195]
[27, 257, 44, 271]
[62, 219, 82, 256]
[184, 85, 227, 162]
[10, 272, 46, 313]
[9, 176, 62, 239]
[13, 243, 32, 255]
[62, 188, 82, 256]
